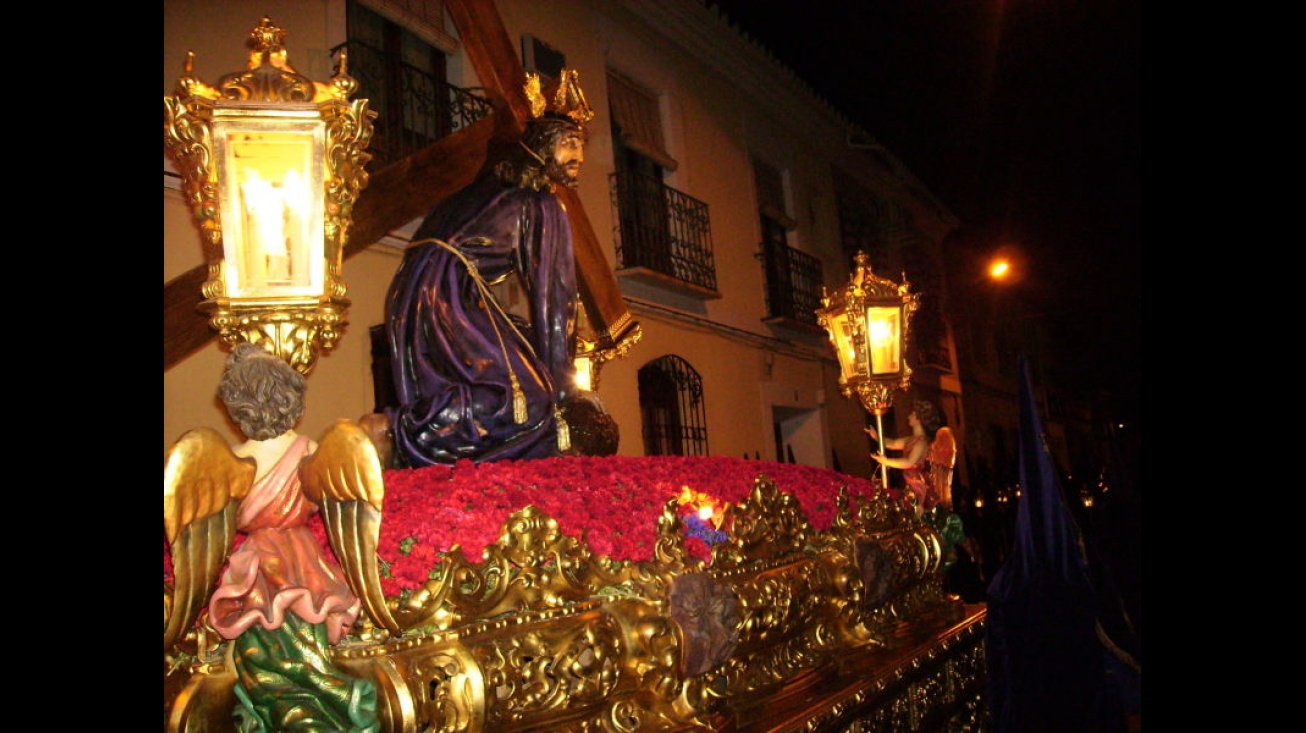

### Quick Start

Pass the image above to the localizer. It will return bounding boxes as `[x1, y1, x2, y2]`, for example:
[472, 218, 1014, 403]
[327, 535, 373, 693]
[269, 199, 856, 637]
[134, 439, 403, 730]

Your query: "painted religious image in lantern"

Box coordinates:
[216, 124, 327, 298]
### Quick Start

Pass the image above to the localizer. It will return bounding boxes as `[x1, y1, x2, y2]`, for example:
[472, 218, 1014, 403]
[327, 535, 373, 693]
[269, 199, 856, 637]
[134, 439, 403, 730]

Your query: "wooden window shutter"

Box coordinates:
[357, 0, 458, 53]
[753, 157, 795, 230]
[607, 70, 678, 172]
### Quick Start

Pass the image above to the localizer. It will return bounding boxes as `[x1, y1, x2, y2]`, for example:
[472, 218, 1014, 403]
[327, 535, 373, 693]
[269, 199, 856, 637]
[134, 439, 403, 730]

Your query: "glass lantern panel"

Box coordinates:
[826, 309, 865, 381]
[573, 355, 595, 392]
[865, 305, 901, 376]
[214, 110, 326, 299]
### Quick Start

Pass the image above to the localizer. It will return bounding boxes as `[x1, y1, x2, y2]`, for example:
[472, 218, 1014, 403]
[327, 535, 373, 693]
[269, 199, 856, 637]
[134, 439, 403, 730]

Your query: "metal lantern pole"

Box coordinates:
[874, 412, 889, 490]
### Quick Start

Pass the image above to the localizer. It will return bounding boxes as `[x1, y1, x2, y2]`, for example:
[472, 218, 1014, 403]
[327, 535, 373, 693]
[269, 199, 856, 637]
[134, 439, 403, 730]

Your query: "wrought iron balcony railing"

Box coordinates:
[610, 170, 717, 294]
[758, 238, 823, 329]
[331, 40, 493, 171]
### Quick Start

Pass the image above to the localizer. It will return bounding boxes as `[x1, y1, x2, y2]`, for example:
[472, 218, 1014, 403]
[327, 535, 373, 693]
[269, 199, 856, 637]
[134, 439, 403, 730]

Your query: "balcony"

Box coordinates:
[758, 239, 824, 333]
[332, 40, 493, 171]
[610, 170, 719, 299]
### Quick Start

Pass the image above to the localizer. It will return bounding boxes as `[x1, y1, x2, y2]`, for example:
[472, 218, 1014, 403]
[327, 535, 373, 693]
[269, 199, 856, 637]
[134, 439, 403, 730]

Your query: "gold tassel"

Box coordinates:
[512, 378, 527, 425]
[556, 410, 571, 453]
[424, 237, 537, 430]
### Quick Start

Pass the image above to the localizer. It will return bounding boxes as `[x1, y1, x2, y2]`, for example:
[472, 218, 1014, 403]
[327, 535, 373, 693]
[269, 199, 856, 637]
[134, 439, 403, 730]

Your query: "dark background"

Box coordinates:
[706, 0, 1141, 428]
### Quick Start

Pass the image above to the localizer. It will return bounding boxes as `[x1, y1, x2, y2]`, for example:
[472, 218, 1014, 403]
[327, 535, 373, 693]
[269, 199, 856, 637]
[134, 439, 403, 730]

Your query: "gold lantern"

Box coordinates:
[572, 331, 642, 393]
[571, 305, 642, 393]
[817, 251, 919, 488]
[163, 17, 375, 373]
[572, 336, 603, 393]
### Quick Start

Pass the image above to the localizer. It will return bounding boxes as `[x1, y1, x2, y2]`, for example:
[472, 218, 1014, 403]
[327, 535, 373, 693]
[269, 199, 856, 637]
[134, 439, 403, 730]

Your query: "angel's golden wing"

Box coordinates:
[163, 428, 255, 652]
[928, 427, 958, 511]
[299, 419, 400, 635]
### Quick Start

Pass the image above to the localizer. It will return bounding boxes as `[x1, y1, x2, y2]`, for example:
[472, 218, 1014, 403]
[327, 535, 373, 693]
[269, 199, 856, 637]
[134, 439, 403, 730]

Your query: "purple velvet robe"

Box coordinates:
[385, 172, 577, 466]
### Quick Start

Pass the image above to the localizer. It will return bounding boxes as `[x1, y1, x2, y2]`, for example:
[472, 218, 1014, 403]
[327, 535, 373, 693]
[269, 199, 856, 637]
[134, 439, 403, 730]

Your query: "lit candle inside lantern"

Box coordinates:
[866, 306, 900, 375]
[573, 352, 594, 392]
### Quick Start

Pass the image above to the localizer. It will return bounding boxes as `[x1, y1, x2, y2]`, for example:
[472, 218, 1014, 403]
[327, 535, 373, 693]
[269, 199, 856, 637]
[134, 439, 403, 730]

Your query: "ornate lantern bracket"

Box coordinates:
[163, 17, 375, 373]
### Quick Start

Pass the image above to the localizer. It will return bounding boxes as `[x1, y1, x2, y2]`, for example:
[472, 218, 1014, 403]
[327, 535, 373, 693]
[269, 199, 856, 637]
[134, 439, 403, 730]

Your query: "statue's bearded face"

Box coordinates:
[546, 130, 585, 189]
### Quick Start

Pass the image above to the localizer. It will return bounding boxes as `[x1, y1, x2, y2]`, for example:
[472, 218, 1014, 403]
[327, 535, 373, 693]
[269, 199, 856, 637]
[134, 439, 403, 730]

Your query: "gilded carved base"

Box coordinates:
[165, 475, 984, 732]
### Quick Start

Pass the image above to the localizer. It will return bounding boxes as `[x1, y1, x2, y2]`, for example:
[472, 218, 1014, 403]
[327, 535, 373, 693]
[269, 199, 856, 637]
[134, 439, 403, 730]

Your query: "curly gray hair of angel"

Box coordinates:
[216, 343, 308, 441]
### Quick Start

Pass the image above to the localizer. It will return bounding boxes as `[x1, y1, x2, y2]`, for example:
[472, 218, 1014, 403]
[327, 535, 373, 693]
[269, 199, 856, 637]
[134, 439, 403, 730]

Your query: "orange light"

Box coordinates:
[988, 259, 1011, 280]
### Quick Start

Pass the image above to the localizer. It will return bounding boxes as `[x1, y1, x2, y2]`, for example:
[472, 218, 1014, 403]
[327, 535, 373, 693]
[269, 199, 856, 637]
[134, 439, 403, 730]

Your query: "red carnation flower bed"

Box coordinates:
[166, 455, 888, 599]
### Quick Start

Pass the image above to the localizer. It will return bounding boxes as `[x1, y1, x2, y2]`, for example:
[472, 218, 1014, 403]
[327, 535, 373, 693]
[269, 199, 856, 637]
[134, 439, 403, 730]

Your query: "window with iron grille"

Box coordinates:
[610, 170, 717, 293]
[610, 70, 674, 277]
[607, 71, 716, 294]
[338, 1, 491, 171]
[638, 355, 708, 456]
[759, 235, 823, 328]
[345, 2, 446, 170]
[753, 158, 821, 327]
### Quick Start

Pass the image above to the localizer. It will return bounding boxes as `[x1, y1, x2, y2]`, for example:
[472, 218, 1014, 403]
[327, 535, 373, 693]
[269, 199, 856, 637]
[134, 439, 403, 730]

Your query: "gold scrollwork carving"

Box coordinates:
[166, 467, 977, 732]
[473, 612, 623, 726]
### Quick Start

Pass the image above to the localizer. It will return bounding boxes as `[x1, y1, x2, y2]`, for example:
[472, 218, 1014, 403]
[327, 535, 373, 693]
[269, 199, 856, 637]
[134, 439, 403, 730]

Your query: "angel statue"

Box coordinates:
[865, 400, 967, 567]
[164, 343, 399, 732]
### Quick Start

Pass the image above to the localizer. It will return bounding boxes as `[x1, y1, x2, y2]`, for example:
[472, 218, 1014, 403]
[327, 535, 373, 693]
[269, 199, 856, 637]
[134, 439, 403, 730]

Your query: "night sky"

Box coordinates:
[705, 0, 1141, 426]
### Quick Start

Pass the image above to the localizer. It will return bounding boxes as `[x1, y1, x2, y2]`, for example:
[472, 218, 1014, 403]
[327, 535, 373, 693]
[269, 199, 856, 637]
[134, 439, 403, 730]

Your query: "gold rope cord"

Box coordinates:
[413, 237, 534, 424]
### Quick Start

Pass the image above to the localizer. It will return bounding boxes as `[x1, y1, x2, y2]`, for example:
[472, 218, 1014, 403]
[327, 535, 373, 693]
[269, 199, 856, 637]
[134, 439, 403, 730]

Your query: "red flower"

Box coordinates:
[165, 456, 889, 597]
